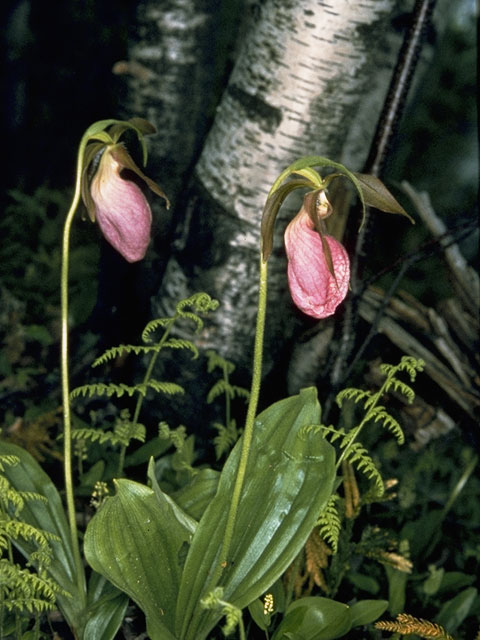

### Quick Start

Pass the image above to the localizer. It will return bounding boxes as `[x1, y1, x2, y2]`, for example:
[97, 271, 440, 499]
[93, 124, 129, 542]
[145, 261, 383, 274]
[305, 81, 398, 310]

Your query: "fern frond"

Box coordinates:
[175, 293, 220, 333]
[382, 355, 425, 378]
[17, 490, 48, 505]
[388, 377, 415, 403]
[212, 420, 240, 459]
[0, 454, 20, 472]
[3, 520, 59, 548]
[71, 427, 125, 447]
[0, 559, 66, 613]
[231, 385, 250, 400]
[178, 292, 219, 315]
[342, 442, 384, 496]
[114, 420, 145, 444]
[71, 380, 184, 399]
[316, 494, 342, 553]
[1, 476, 25, 513]
[158, 422, 187, 451]
[206, 350, 235, 375]
[336, 388, 371, 407]
[91, 344, 152, 367]
[146, 380, 185, 395]
[304, 424, 351, 446]
[71, 382, 138, 399]
[177, 310, 204, 332]
[207, 380, 232, 403]
[94, 338, 198, 360]
[141, 317, 172, 342]
[367, 406, 405, 444]
[163, 338, 199, 359]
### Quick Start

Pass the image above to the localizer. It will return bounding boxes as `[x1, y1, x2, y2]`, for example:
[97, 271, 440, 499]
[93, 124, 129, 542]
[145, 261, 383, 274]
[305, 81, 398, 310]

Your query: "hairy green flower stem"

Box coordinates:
[61, 133, 92, 599]
[222, 362, 232, 434]
[208, 258, 268, 592]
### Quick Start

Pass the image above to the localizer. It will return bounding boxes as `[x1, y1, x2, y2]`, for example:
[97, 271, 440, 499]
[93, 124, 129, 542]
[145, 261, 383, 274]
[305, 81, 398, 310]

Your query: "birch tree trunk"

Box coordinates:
[152, 0, 413, 376]
[117, 0, 240, 204]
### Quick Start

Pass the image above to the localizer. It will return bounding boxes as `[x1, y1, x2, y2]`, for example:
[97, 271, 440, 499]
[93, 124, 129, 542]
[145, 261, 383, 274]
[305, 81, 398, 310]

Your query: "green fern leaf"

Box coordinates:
[163, 338, 199, 358]
[70, 382, 136, 399]
[231, 385, 250, 401]
[316, 494, 342, 553]
[207, 379, 231, 403]
[18, 490, 48, 505]
[146, 379, 185, 395]
[114, 420, 146, 444]
[389, 378, 415, 402]
[177, 310, 204, 332]
[92, 344, 152, 367]
[206, 350, 235, 375]
[367, 407, 405, 444]
[212, 420, 240, 460]
[336, 388, 371, 407]
[343, 442, 384, 496]
[141, 317, 173, 342]
[177, 292, 219, 315]
[0, 454, 20, 472]
[71, 427, 125, 446]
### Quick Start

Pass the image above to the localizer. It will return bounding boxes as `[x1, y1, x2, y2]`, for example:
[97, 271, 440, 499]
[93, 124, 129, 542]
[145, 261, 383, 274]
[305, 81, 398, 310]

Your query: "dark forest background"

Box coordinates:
[0, 2, 479, 638]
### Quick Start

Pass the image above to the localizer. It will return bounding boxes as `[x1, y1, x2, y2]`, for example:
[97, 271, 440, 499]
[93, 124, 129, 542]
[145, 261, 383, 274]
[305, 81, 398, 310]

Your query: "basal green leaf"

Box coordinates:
[84, 479, 192, 639]
[435, 587, 478, 632]
[84, 572, 129, 640]
[271, 597, 352, 640]
[349, 599, 388, 627]
[172, 468, 220, 521]
[175, 388, 336, 640]
[385, 565, 408, 616]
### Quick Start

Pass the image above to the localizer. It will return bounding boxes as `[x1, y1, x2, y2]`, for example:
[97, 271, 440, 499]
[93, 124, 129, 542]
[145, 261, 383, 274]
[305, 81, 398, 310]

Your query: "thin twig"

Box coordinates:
[328, 0, 437, 412]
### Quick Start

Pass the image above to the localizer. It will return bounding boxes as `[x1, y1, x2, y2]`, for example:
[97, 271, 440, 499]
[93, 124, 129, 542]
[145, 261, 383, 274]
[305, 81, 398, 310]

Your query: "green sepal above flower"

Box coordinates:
[260, 156, 412, 262]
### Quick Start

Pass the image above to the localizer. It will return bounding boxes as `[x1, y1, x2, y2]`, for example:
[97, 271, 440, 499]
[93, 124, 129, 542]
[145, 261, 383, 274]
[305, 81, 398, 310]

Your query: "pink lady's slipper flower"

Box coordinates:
[284, 205, 350, 319]
[85, 143, 168, 263]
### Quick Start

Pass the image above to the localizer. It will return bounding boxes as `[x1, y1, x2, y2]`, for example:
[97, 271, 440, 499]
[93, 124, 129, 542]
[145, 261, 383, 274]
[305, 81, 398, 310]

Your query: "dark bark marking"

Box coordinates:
[227, 84, 283, 133]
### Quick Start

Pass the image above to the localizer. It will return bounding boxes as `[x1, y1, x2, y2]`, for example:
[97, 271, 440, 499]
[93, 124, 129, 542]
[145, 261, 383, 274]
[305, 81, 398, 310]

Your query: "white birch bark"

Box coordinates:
[153, 0, 413, 371]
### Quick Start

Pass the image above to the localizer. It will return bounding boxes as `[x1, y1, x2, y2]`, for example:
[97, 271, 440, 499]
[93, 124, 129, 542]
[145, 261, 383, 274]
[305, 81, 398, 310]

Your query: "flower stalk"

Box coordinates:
[61, 133, 90, 598]
[216, 257, 268, 574]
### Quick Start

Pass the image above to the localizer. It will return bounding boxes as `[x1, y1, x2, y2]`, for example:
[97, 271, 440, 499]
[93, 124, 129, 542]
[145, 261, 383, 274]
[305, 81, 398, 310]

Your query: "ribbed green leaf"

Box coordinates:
[84, 479, 193, 639]
[349, 599, 388, 627]
[0, 440, 86, 634]
[435, 587, 478, 632]
[172, 469, 220, 521]
[271, 597, 352, 640]
[84, 572, 129, 640]
[175, 388, 336, 640]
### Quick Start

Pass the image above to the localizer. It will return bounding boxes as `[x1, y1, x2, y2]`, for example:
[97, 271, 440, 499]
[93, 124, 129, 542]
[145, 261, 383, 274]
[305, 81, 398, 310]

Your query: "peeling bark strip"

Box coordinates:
[153, 0, 411, 370]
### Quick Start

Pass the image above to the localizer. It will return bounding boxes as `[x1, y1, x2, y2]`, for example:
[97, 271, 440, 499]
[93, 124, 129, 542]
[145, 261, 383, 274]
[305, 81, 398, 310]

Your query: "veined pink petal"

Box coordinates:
[284, 206, 350, 319]
[90, 148, 152, 263]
